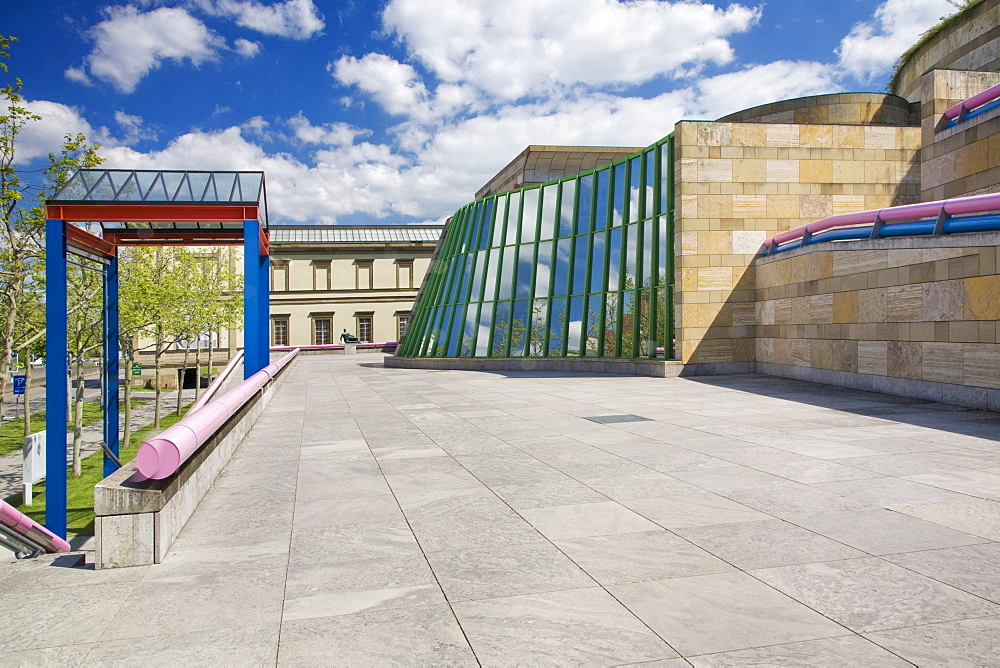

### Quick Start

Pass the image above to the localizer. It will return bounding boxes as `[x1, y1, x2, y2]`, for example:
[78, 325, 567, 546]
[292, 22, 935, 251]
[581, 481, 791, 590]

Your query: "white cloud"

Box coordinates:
[69, 6, 224, 93]
[198, 0, 324, 39]
[233, 38, 262, 57]
[694, 60, 840, 119]
[381, 0, 761, 101]
[837, 0, 958, 81]
[11, 100, 156, 161]
[287, 112, 370, 146]
[331, 54, 430, 117]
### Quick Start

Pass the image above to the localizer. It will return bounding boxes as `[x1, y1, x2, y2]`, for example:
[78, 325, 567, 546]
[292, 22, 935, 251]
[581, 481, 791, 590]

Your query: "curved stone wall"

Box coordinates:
[717, 92, 915, 127]
[891, 0, 1000, 102]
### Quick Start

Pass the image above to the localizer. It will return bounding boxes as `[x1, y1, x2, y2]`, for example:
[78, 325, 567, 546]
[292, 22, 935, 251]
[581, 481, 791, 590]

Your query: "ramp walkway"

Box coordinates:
[1, 355, 998, 664]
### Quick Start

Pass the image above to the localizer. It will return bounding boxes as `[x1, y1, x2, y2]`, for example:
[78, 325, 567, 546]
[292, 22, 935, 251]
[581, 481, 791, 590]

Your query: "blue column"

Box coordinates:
[243, 219, 269, 378]
[103, 253, 120, 477]
[45, 219, 68, 538]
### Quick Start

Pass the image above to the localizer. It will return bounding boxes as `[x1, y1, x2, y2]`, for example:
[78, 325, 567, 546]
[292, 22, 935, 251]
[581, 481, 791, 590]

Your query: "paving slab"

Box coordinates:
[2, 355, 999, 665]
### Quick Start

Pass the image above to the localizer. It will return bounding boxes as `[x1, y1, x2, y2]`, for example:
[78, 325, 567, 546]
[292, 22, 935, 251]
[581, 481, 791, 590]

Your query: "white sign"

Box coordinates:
[22, 432, 73, 506]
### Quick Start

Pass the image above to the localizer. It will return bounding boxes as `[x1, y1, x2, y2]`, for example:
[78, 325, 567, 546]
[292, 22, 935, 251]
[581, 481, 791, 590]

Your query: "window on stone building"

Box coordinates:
[272, 261, 289, 291]
[357, 315, 373, 343]
[272, 317, 289, 346]
[397, 260, 414, 289]
[356, 260, 373, 289]
[313, 318, 332, 345]
[397, 312, 410, 341]
[313, 261, 331, 291]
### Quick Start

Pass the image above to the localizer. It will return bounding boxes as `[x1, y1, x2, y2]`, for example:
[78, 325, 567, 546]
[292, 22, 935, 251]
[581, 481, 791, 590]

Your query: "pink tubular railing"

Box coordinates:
[944, 82, 1000, 121]
[762, 191, 1000, 253]
[0, 499, 71, 553]
[135, 349, 298, 480]
[187, 349, 244, 414]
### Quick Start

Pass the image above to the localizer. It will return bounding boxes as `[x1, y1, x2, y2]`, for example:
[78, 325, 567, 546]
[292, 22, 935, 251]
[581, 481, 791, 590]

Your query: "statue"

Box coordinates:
[340, 329, 360, 344]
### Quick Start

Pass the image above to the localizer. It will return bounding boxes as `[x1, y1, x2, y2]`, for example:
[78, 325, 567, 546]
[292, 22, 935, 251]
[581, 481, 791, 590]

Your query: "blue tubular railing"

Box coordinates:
[943, 82, 1000, 129]
[762, 193, 1000, 255]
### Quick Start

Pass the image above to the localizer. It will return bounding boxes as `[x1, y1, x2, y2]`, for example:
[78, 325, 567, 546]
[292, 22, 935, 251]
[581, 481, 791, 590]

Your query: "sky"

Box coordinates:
[5, 0, 964, 225]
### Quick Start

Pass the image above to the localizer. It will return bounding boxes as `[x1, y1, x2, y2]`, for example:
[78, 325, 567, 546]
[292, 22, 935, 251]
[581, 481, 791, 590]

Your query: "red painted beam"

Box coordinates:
[45, 203, 259, 223]
[259, 228, 270, 256]
[64, 223, 116, 258]
[105, 231, 245, 246]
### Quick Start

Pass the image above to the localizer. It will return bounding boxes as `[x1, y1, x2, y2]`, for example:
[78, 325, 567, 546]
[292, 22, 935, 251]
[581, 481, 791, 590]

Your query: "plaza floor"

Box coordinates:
[2, 354, 1000, 666]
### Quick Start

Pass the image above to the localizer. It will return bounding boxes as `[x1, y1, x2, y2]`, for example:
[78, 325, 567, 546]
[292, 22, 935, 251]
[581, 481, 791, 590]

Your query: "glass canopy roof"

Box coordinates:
[48, 169, 268, 229]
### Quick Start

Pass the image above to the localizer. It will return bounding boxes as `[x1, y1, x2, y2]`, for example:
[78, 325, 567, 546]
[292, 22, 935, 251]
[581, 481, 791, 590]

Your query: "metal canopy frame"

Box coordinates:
[43, 169, 270, 539]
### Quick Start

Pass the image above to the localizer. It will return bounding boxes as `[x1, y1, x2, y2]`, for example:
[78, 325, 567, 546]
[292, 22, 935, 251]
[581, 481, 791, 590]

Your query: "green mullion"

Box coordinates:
[427, 209, 466, 357]
[439, 209, 476, 356]
[455, 204, 489, 356]
[666, 135, 676, 359]
[471, 197, 500, 356]
[406, 216, 457, 357]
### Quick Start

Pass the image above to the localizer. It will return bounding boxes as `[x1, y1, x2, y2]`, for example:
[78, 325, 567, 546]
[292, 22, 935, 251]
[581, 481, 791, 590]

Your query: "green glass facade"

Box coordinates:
[399, 134, 674, 360]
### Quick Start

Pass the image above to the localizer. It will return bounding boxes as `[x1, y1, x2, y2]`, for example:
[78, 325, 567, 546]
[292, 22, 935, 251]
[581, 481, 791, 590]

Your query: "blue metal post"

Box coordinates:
[103, 253, 120, 477]
[45, 219, 68, 538]
[243, 219, 269, 378]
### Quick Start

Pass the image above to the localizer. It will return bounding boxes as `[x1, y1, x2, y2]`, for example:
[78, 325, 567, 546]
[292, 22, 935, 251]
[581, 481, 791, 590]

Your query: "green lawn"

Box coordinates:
[0, 401, 147, 457]
[4, 402, 188, 536]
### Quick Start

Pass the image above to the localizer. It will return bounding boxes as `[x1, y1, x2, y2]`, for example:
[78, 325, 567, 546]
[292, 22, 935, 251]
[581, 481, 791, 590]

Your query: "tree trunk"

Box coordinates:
[122, 351, 133, 451]
[154, 325, 163, 429]
[176, 343, 190, 415]
[23, 352, 31, 437]
[207, 330, 215, 389]
[0, 277, 23, 421]
[194, 340, 202, 400]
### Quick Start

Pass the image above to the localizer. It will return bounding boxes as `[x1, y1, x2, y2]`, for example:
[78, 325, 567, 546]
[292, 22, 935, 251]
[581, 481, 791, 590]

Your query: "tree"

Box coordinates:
[1, 35, 102, 417]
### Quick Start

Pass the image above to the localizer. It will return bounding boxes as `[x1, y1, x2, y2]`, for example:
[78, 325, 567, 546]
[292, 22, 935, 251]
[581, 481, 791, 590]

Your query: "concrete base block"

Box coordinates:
[95, 513, 153, 569]
[385, 355, 685, 377]
[345, 343, 357, 355]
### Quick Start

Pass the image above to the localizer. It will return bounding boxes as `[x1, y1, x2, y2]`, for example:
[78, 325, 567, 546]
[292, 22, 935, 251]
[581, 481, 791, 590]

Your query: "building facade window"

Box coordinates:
[397, 260, 414, 289]
[272, 317, 289, 346]
[357, 315, 373, 343]
[313, 261, 331, 291]
[272, 261, 289, 291]
[313, 318, 332, 345]
[356, 260, 373, 289]
[397, 312, 410, 341]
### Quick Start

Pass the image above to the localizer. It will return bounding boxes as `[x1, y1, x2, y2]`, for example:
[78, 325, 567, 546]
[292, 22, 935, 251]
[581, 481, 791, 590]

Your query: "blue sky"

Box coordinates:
[6, 0, 961, 225]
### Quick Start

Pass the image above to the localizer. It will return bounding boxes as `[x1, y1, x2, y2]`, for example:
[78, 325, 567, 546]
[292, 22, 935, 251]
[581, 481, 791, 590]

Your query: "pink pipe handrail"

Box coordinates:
[188, 349, 244, 414]
[0, 499, 71, 553]
[135, 349, 298, 480]
[269, 342, 397, 352]
[763, 192, 1000, 252]
[944, 82, 1000, 121]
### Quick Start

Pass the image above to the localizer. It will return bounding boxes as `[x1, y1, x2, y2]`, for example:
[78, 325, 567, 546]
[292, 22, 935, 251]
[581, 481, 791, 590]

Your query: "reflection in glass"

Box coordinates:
[460, 303, 478, 357]
[586, 294, 602, 356]
[499, 245, 515, 300]
[594, 171, 608, 232]
[549, 297, 566, 356]
[607, 227, 622, 293]
[566, 296, 584, 356]
[572, 235, 588, 295]
[590, 231, 606, 294]
[505, 192, 520, 245]
[624, 224, 637, 289]
[603, 294, 618, 356]
[620, 291, 635, 358]
[515, 245, 533, 299]
[492, 301, 511, 356]
[553, 238, 571, 297]
[660, 144, 670, 216]
[520, 188, 539, 244]
[576, 174, 593, 235]
[645, 151, 656, 220]
[479, 199, 495, 249]
[612, 162, 625, 227]
[483, 248, 500, 301]
[510, 299, 529, 356]
[527, 298, 548, 356]
[540, 184, 557, 241]
[559, 180, 576, 238]
[475, 303, 494, 356]
[469, 250, 486, 303]
[643, 219, 654, 287]
[629, 156, 641, 224]
[638, 290, 651, 358]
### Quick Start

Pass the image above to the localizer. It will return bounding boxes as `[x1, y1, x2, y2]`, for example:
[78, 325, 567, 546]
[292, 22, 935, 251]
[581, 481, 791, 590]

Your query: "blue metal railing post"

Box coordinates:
[103, 252, 120, 477]
[45, 219, 68, 538]
[243, 219, 269, 378]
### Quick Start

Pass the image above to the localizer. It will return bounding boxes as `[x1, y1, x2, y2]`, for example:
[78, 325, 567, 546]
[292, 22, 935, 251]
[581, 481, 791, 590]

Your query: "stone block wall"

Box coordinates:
[920, 69, 1000, 201]
[673, 120, 922, 369]
[717, 92, 916, 127]
[755, 234, 1000, 409]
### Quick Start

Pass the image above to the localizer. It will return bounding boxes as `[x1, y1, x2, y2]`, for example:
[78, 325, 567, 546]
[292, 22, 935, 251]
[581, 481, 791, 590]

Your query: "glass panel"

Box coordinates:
[566, 296, 584, 356]
[479, 199, 495, 249]
[586, 294, 602, 356]
[215, 172, 238, 201]
[603, 293, 619, 356]
[527, 298, 548, 356]
[658, 216, 669, 287]
[553, 238, 571, 297]
[643, 219, 654, 289]
[548, 296, 565, 356]
[484, 248, 501, 301]
[645, 151, 656, 220]
[593, 170, 608, 232]
[571, 235, 588, 296]
[238, 173, 263, 202]
[492, 301, 511, 357]
[638, 290, 651, 358]
[137, 172, 167, 200]
[469, 250, 486, 302]
[612, 162, 626, 227]
[629, 156, 641, 224]
[446, 254, 468, 304]
[620, 291, 635, 357]
[515, 244, 533, 299]
[559, 180, 576, 238]
[520, 188, 539, 244]
[456, 253, 473, 304]
[54, 172, 90, 200]
[475, 303, 494, 356]
[498, 246, 515, 300]
[113, 173, 142, 201]
[492, 198, 506, 248]
[504, 192, 520, 245]
[510, 299, 530, 356]
[589, 230, 606, 294]
[660, 145, 670, 216]
[189, 172, 212, 201]
[460, 303, 478, 357]
[607, 226, 622, 293]
[445, 304, 465, 356]
[171, 173, 194, 201]
[534, 240, 552, 298]
[88, 173, 117, 201]
[539, 184, 557, 241]
[624, 224, 638, 290]
[576, 174, 593, 235]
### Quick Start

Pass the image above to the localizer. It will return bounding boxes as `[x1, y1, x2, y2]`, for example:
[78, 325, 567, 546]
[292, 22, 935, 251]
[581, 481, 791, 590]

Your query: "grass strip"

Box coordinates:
[0, 401, 147, 457]
[4, 403, 191, 536]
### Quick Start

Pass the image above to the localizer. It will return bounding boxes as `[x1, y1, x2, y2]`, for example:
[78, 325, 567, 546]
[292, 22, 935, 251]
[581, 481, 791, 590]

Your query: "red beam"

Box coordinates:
[105, 231, 245, 246]
[64, 223, 115, 258]
[260, 228, 270, 256]
[46, 203, 259, 223]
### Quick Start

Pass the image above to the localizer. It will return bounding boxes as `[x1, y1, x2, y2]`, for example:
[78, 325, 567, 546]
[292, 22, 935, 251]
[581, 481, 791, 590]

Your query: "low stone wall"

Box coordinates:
[93, 356, 298, 568]
[383, 355, 752, 378]
[754, 233, 1000, 410]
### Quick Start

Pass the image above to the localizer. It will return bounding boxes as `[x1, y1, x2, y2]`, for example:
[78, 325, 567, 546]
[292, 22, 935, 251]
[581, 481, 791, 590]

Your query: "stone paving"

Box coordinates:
[2, 354, 1000, 665]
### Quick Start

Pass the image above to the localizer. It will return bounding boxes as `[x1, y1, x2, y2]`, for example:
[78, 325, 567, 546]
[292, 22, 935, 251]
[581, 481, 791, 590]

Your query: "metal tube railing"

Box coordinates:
[944, 82, 1000, 121]
[762, 192, 1000, 255]
[0, 499, 71, 555]
[188, 349, 245, 414]
[135, 349, 298, 480]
